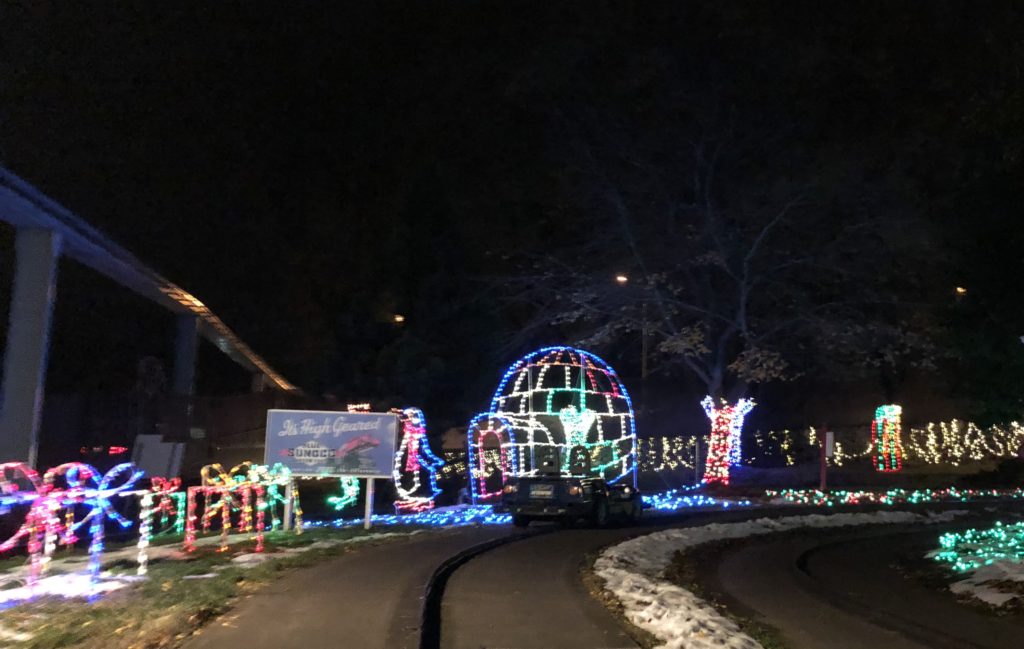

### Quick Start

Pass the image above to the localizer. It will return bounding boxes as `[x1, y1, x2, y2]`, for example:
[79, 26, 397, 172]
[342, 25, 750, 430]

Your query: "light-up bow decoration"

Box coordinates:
[136, 476, 182, 575]
[2, 462, 143, 587]
[0, 462, 63, 586]
[184, 461, 299, 554]
[61, 462, 144, 583]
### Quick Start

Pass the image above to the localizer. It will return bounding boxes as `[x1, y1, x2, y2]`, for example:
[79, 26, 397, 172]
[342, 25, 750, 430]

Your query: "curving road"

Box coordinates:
[437, 508, 783, 649]
[714, 525, 1024, 649]
[183, 505, 1010, 649]
[440, 527, 640, 649]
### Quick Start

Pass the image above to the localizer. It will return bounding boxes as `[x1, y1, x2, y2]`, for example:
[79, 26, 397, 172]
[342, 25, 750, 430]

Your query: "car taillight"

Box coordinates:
[568, 485, 582, 496]
[503, 484, 518, 494]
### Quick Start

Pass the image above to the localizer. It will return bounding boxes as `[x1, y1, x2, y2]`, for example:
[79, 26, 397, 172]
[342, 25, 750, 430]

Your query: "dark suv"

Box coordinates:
[500, 475, 642, 527]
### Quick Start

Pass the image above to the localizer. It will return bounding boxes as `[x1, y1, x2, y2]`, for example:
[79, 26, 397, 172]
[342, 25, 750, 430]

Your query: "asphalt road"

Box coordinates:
[183, 527, 509, 649]
[440, 526, 640, 649]
[437, 508, 777, 649]
[715, 526, 1024, 649]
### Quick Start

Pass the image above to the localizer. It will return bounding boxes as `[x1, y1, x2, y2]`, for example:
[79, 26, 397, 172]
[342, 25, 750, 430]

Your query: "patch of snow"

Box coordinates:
[947, 559, 1024, 607]
[231, 553, 271, 566]
[924, 509, 969, 523]
[0, 623, 33, 643]
[0, 572, 131, 607]
[595, 510, 960, 649]
[949, 578, 1017, 606]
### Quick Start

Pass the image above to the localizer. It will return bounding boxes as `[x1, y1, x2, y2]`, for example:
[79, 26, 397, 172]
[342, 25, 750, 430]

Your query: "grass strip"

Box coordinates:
[0, 526, 423, 649]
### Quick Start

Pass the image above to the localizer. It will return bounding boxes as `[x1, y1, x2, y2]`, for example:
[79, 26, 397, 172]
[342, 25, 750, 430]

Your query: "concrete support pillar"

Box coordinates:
[251, 373, 267, 393]
[0, 228, 61, 466]
[172, 314, 199, 396]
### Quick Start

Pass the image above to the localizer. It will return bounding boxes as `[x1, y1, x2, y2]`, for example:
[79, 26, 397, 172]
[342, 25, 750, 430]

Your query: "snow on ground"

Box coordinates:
[0, 529, 423, 613]
[941, 556, 1024, 607]
[0, 571, 138, 608]
[595, 510, 964, 649]
[928, 519, 1024, 606]
[0, 623, 33, 644]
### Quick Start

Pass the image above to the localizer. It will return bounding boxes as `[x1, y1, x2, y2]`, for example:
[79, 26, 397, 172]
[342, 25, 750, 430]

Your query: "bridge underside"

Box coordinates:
[0, 167, 297, 465]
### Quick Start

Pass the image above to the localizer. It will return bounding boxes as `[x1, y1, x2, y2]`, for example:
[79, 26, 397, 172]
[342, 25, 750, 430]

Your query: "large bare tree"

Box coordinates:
[505, 107, 935, 404]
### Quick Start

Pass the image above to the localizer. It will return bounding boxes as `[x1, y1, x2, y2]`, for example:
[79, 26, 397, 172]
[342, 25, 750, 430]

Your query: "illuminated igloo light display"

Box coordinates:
[467, 346, 637, 502]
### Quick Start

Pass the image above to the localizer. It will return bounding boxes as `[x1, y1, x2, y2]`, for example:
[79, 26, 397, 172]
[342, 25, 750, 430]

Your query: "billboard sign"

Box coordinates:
[264, 409, 398, 478]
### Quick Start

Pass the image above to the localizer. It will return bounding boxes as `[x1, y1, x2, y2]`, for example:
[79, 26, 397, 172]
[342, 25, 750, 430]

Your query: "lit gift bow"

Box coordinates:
[184, 462, 250, 552]
[150, 477, 184, 534]
[62, 462, 144, 583]
[0, 462, 66, 586]
[391, 407, 445, 513]
[250, 463, 300, 531]
[0, 462, 42, 511]
[1, 462, 143, 588]
[136, 476, 183, 576]
[184, 461, 299, 553]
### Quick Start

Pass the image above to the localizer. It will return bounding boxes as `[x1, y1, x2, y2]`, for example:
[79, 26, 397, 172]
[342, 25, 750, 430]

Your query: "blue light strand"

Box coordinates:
[642, 486, 752, 511]
[308, 486, 749, 529]
[307, 505, 512, 529]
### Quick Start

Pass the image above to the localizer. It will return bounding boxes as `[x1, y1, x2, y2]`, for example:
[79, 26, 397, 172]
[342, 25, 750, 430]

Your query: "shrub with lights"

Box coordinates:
[467, 346, 637, 502]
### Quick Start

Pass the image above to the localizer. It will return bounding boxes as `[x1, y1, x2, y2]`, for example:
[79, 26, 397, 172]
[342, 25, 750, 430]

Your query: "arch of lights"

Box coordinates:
[467, 346, 637, 503]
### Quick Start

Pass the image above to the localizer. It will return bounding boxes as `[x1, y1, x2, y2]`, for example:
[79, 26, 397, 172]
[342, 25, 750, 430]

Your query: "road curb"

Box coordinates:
[418, 527, 552, 649]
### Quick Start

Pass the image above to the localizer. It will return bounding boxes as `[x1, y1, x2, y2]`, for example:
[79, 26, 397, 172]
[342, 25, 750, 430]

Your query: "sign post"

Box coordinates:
[364, 478, 375, 530]
[264, 409, 398, 530]
[693, 437, 702, 485]
[820, 426, 834, 491]
[283, 480, 294, 531]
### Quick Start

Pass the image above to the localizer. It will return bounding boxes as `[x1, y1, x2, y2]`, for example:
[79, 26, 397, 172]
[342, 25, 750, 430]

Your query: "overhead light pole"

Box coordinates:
[614, 274, 648, 380]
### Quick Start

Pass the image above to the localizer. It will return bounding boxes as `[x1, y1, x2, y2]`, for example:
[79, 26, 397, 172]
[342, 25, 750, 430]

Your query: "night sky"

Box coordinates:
[3, 2, 1024, 430]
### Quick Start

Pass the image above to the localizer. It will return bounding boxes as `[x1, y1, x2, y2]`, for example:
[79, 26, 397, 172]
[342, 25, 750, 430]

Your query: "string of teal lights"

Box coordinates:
[934, 521, 1024, 572]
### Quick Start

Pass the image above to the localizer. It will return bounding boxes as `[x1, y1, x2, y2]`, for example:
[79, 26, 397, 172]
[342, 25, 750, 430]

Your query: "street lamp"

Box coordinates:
[613, 274, 647, 379]
[393, 314, 405, 324]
